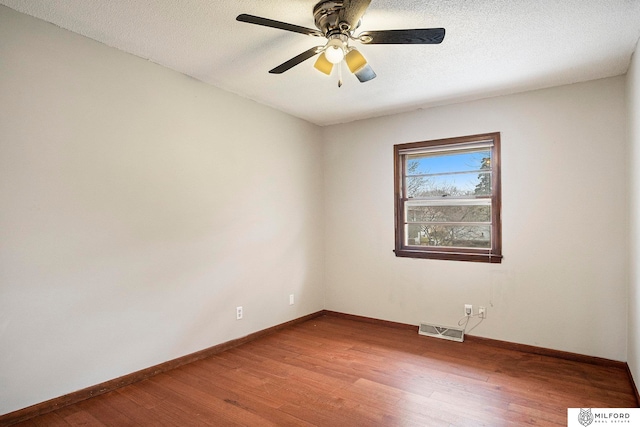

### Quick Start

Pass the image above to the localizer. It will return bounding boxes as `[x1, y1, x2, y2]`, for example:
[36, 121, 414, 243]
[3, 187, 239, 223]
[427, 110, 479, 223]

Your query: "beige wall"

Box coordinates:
[1, 3, 638, 417]
[323, 77, 629, 361]
[628, 37, 640, 393]
[0, 6, 325, 414]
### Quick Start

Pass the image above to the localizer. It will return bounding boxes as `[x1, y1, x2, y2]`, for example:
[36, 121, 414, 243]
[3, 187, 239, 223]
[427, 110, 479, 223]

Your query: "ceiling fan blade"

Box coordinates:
[237, 14, 323, 37]
[269, 46, 323, 74]
[359, 28, 445, 44]
[339, 0, 371, 30]
[354, 64, 376, 82]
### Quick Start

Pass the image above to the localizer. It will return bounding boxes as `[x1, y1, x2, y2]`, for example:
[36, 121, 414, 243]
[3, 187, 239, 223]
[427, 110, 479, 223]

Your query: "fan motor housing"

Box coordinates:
[313, 0, 359, 35]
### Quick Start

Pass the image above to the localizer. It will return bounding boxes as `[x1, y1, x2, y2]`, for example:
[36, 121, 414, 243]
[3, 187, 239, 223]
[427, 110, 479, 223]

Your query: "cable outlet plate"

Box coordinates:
[478, 306, 486, 319]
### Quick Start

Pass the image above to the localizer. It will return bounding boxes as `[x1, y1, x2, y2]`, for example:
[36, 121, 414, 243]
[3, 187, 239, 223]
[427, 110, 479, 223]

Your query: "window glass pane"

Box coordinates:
[406, 205, 491, 223]
[406, 224, 491, 248]
[407, 150, 491, 175]
[406, 171, 492, 198]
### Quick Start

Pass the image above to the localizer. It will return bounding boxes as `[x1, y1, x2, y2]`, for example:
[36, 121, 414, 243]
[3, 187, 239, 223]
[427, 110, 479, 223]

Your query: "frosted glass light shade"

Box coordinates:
[325, 45, 344, 64]
[314, 52, 334, 75]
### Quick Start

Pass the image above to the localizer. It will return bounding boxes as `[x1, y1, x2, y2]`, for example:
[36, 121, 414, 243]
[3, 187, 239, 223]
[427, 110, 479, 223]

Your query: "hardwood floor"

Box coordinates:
[9, 314, 638, 426]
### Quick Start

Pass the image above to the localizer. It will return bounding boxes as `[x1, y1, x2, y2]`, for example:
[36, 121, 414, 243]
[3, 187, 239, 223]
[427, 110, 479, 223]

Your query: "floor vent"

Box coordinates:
[418, 322, 464, 342]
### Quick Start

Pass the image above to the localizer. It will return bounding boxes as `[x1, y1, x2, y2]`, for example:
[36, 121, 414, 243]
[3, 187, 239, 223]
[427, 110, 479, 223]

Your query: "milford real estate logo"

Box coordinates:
[568, 408, 636, 426]
[578, 408, 594, 426]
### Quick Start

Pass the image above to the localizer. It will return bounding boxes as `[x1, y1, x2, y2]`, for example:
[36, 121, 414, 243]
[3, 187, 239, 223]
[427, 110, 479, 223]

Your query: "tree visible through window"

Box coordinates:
[394, 133, 502, 263]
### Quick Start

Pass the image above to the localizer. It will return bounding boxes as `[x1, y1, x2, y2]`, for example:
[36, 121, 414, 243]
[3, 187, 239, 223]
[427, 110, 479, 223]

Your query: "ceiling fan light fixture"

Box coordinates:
[325, 46, 344, 64]
[314, 52, 334, 75]
[324, 37, 345, 64]
[345, 48, 367, 73]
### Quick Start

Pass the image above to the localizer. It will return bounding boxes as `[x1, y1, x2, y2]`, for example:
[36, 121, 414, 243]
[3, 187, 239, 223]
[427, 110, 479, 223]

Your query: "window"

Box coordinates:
[394, 132, 502, 263]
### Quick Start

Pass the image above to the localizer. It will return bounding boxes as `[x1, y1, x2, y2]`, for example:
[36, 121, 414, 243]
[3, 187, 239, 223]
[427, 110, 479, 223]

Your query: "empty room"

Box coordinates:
[2, 1, 640, 425]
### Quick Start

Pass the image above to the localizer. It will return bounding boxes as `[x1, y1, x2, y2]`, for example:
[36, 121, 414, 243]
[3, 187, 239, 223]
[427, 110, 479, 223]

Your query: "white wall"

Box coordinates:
[323, 77, 629, 361]
[628, 38, 640, 392]
[0, 6, 325, 415]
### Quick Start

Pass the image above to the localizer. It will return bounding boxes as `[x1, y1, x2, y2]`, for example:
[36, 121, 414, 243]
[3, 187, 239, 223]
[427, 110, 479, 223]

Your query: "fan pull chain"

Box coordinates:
[338, 62, 343, 87]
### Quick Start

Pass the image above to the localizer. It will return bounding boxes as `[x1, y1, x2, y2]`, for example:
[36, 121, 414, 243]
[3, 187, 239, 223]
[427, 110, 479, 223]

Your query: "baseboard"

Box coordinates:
[626, 364, 640, 407]
[0, 311, 324, 426]
[463, 335, 629, 369]
[322, 310, 418, 331]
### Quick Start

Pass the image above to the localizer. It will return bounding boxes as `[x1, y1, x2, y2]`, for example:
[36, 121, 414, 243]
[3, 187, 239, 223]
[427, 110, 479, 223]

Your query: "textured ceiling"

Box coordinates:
[2, 0, 640, 126]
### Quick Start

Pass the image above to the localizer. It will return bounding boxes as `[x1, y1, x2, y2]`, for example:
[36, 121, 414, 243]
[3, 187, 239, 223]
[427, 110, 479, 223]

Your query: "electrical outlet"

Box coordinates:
[464, 304, 473, 317]
[478, 306, 486, 319]
[289, 294, 294, 305]
[236, 306, 243, 320]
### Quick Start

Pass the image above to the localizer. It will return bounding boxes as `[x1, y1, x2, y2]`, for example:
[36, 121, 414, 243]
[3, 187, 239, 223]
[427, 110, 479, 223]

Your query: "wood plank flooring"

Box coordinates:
[9, 314, 638, 426]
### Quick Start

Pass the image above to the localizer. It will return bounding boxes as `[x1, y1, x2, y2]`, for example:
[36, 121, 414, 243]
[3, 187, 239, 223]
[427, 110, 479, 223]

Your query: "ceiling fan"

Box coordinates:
[237, 0, 445, 86]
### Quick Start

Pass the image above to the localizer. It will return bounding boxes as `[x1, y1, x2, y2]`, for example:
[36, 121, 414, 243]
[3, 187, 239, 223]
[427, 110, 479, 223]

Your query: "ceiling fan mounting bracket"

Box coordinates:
[327, 33, 348, 43]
